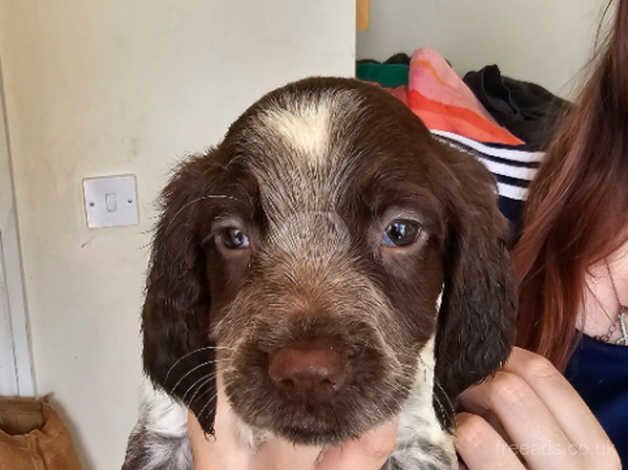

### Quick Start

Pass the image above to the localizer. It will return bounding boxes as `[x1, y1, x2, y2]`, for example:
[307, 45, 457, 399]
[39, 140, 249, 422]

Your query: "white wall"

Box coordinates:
[358, 0, 609, 97]
[0, 1, 354, 468]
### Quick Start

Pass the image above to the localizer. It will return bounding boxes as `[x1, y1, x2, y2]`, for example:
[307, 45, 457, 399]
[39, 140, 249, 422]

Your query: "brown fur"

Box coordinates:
[137, 77, 516, 449]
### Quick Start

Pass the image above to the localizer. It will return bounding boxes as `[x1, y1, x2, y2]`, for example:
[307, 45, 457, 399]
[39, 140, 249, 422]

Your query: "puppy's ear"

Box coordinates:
[142, 151, 220, 435]
[434, 144, 517, 408]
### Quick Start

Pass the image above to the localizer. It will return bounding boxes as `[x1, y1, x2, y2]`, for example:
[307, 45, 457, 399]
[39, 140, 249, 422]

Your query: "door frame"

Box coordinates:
[0, 59, 35, 396]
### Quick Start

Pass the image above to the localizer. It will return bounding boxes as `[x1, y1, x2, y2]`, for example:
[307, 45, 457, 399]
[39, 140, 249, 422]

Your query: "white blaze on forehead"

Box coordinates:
[258, 100, 331, 165]
[247, 88, 364, 256]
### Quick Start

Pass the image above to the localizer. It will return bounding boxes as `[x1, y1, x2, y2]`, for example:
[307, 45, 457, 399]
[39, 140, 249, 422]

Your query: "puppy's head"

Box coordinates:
[141, 77, 515, 444]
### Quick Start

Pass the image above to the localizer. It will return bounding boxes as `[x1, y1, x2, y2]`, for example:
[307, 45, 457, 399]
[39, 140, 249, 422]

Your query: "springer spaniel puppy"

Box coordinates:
[122, 77, 516, 470]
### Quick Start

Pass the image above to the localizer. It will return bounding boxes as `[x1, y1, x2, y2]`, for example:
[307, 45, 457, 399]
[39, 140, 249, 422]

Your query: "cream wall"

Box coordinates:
[0, 1, 354, 468]
[358, 0, 608, 97]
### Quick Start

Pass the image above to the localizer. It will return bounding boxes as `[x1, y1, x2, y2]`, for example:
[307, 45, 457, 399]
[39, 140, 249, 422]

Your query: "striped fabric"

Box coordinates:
[356, 48, 546, 229]
[431, 130, 544, 231]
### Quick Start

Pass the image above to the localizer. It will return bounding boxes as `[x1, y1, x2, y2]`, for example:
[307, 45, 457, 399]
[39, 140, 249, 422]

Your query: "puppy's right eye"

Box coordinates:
[381, 219, 421, 247]
[218, 228, 250, 250]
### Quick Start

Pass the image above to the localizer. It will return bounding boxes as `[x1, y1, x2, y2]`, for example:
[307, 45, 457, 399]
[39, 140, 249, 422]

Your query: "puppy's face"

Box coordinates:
[204, 90, 446, 444]
[142, 78, 515, 446]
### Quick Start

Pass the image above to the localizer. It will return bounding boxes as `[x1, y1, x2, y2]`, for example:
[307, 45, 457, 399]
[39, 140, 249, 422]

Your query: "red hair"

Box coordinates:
[513, 0, 628, 368]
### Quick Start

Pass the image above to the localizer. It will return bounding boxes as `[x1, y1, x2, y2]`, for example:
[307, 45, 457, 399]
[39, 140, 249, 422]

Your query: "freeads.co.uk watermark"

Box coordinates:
[498, 441, 617, 457]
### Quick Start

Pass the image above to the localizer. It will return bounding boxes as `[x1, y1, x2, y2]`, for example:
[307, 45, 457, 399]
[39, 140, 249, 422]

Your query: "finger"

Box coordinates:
[459, 371, 580, 469]
[315, 419, 398, 470]
[455, 412, 524, 470]
[505, 347, 609, 449]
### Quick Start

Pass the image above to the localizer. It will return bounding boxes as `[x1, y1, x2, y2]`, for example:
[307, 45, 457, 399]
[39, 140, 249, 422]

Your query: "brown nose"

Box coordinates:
[268, 345, 347, 402]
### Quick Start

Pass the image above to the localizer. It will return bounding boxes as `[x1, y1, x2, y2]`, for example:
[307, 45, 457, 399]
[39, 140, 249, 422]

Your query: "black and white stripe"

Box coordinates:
[431, 129, 543, 202]
[431, 130, 545, 231]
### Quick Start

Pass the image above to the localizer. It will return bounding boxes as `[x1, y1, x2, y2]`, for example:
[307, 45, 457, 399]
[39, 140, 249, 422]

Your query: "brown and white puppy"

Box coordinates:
[122, 77, 516, 470]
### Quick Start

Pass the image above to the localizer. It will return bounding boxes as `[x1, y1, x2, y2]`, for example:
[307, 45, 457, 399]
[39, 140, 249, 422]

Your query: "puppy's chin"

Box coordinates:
[276, 424, 359, 446]
[236, 399, 394, 446]
[223, 367, 412, 446]
[263, 403, 371, 445]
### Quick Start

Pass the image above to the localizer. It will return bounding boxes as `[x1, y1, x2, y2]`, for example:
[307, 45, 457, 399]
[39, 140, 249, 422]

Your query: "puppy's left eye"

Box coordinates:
[219, 227, 251, 250]
[382, 219, 421, 247]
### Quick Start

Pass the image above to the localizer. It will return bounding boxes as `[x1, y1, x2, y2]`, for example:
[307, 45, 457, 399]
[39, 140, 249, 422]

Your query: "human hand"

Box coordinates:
[455, 347, 621, 469]
[188, 383, 397, 470]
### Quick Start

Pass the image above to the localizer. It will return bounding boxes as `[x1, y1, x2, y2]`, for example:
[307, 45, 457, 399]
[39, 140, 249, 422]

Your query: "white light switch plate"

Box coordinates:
[83, 174, 139, 228]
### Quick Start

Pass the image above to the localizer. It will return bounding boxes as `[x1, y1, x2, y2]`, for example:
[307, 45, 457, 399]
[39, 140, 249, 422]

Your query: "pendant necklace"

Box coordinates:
[594, 260, 628, 346]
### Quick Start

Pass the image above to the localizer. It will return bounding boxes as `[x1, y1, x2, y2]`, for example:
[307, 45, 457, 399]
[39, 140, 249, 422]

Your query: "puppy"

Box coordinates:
[122, 77, 516, 469]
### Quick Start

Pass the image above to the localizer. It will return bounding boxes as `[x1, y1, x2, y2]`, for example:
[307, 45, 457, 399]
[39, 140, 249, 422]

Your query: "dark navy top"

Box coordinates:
[565, 335, 628, 467]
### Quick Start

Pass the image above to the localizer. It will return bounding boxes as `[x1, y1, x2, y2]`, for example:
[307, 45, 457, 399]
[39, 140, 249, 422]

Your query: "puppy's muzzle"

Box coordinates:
[268, 342, 349, 404]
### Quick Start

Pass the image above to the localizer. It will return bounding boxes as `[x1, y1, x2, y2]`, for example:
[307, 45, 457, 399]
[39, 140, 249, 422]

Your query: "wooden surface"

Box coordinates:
[357, 0, 370, 31]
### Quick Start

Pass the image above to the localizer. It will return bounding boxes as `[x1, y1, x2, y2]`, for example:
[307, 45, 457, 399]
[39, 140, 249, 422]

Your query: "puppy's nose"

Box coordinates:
[268, 346, 347, 402]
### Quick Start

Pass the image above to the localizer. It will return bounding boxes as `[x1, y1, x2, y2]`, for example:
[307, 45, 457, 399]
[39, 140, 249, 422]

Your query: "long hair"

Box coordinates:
[513, 0, 628, 368]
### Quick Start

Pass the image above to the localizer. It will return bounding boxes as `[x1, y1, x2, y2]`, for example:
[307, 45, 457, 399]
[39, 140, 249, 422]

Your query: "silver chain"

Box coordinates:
[616, 311, 627, 346]
[593, 260, 628, 345]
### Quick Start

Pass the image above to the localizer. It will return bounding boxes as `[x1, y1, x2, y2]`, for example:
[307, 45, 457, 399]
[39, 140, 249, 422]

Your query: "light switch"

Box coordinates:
[105, 193, 117, 212]
[83, 174, 139, 228]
